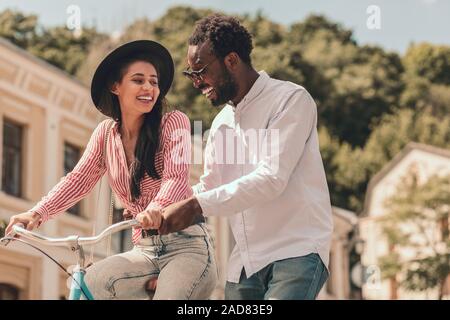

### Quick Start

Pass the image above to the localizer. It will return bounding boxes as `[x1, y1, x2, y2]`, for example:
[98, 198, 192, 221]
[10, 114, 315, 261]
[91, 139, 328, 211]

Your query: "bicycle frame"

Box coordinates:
[70, 266, 94, 300]
[0, 219, 140, 300]
[68, 243, 94, 300]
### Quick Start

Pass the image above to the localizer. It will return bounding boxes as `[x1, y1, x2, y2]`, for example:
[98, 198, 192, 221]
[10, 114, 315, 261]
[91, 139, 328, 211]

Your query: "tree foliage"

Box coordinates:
[379, 172, 450, 299]
[403, 43, 450, 85]
[0, 9, 106, 76]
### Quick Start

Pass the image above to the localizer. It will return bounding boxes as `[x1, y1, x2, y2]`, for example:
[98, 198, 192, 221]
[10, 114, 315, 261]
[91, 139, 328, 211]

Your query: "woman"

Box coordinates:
[5, 40, 218, 300]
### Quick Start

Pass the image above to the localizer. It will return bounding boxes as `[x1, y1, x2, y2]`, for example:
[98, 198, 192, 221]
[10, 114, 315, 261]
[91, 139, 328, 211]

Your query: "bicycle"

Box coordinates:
[0, 219, 140, 300]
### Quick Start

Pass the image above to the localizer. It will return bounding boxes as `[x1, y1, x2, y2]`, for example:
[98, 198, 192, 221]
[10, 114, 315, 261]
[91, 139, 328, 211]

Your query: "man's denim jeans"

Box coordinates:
[225, 253, 328, 300]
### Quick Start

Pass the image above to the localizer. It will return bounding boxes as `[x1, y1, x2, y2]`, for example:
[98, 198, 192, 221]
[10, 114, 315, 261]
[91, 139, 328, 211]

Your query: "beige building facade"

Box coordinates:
[0, 37, 111, 299]
[360, 143, 450, 300]
[318, 207, 359, 300]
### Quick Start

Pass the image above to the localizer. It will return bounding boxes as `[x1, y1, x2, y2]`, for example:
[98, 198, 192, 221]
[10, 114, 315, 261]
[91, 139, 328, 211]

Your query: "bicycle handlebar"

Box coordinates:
[1, 219, 140, 248]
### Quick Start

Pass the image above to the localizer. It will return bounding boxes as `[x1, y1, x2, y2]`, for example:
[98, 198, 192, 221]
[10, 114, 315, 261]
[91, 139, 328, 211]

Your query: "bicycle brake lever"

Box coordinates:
[1, 223, 25, 246]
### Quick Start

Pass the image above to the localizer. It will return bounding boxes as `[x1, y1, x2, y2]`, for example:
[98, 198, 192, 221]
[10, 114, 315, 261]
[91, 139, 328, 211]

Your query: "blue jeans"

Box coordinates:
[225, 253, 328, 300]
[84, 223, 218, 299]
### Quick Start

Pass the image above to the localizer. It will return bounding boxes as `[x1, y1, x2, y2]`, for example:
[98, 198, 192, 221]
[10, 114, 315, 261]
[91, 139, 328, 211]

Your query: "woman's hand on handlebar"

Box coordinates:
[123, 208, 134, 220]
[136, 208, 162, 230]
[5, 211, 41, 236]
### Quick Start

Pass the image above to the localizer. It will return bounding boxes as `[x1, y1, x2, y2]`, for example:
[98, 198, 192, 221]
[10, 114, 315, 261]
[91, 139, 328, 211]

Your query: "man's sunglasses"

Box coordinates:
[182, 58, 217, 82]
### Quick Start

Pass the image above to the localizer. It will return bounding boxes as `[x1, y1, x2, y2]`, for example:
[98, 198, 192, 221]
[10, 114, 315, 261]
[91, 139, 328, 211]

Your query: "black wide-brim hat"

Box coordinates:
[91, 40, 174, 114]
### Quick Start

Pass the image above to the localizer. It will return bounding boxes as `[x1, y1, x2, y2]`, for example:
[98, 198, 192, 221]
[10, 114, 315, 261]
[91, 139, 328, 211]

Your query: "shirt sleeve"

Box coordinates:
[29, 120, 111, 224]
[192, 127, 221, 195]
[146, 111, 192, 210]
[196, 89, 317, 217]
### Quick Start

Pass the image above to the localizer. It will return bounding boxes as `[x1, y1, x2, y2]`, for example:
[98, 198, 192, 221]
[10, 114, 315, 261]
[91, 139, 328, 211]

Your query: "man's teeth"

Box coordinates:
[202, 88, 214, 95]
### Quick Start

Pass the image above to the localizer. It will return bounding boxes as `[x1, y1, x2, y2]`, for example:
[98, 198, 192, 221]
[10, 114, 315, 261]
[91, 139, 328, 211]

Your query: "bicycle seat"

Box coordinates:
[145, 276, 158, 299]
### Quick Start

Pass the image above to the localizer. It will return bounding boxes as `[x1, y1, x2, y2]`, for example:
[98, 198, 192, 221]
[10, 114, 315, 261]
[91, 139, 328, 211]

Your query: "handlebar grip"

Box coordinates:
[0, 223, 25, 247]
[8, 223, 26, 239]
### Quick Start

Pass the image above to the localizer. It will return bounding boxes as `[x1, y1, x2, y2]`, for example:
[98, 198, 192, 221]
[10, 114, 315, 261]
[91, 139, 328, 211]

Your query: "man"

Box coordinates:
[158, 14, 333, 300]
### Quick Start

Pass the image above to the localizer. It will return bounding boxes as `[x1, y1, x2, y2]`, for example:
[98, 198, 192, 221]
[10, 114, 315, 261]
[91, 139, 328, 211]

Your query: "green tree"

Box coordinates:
[401, 43, 450, 118]
[30, 26, 106, 76]
[0, 9, 105, 76]
[76, 37, 118, 85]
[324, 108, 450, 212]
[379, 172, 450, 299]
[289, 15, 404, 147]
[321, 46, 404, 146]
[289, 14, 355, 46]
[252, 42, 330, 105]
[403, 43, 450, 85]
[401, 77, 450, 118]
[319, 127, 368, 211]
[363, 109, 450, 177]
[241, 11, 286, 47]
[0, 9, 37, 48]
[289, 15, 359, 76]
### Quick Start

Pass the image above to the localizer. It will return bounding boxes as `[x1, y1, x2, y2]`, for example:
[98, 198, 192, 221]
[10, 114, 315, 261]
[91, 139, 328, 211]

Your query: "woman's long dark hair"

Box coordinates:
[97, 53, 169, 201]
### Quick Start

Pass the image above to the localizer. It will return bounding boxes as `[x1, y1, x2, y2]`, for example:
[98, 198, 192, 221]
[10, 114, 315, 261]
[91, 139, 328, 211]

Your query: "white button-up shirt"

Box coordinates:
[194, 71, 333, 283]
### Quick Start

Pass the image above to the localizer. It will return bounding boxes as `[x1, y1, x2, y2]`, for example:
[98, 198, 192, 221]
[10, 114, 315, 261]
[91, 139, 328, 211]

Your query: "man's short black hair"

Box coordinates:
[189, 14, 253, 66]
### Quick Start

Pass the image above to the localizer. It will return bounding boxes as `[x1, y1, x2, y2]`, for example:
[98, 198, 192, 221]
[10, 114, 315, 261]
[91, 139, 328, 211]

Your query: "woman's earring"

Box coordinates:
[110, 83, 119, 96]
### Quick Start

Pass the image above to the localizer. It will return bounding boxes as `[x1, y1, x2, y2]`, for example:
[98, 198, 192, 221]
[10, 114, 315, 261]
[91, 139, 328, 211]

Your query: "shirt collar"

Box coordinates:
[111, 120, 120, 133]
[229, 71, 270, 111]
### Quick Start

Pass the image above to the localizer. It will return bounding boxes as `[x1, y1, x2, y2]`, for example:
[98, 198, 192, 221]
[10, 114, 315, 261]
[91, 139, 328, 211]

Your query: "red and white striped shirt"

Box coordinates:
[30, 111, 193, 244]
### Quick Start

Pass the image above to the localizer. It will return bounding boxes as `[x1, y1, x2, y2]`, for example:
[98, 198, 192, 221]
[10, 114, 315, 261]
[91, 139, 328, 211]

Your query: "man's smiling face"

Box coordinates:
[186, 40, 238, 107]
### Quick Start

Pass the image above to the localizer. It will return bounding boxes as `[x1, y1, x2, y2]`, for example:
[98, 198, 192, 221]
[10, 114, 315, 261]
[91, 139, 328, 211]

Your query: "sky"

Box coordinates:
[0, 0, 449, 54]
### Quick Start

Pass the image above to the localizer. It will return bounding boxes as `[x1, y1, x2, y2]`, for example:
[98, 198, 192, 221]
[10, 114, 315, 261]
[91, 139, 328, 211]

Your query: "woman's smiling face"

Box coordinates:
[111, 61, 161, 116]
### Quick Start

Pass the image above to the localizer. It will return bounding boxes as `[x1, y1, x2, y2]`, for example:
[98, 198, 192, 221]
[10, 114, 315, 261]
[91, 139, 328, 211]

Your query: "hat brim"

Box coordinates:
[91, 40, 174, 114]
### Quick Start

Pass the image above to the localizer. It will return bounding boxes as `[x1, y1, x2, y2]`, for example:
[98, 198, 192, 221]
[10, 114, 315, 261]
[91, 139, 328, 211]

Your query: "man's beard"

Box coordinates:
[210, 66, 238, 107]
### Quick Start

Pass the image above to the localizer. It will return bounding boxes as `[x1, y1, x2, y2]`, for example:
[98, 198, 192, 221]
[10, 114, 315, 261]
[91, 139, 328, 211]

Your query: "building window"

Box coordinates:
[2, 120, 23, 198]
[112, 207, 132, 253]
[64, 142, 81, 216]
[0, 283, 19, 300]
